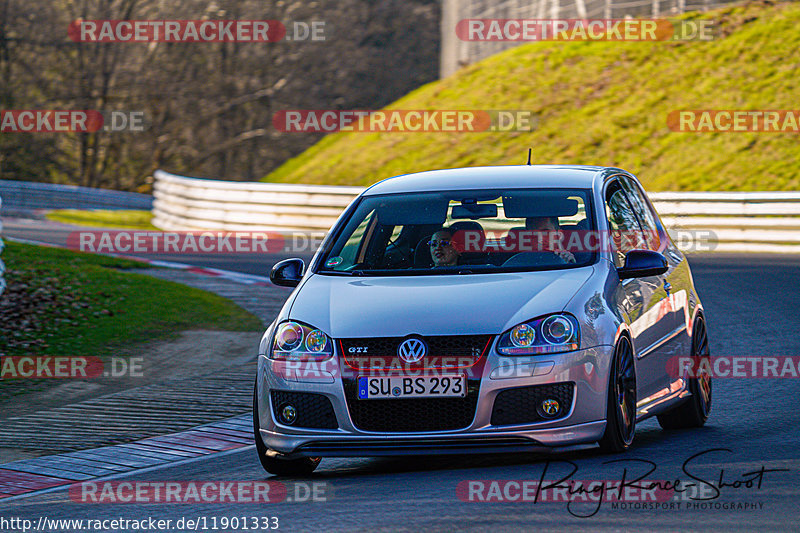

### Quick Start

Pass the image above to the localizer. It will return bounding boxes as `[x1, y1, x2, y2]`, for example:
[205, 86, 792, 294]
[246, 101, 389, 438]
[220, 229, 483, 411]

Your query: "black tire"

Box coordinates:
[599, 336, 637, 453]
[253, 384, 321, 476]
[657, 316, 712, 430]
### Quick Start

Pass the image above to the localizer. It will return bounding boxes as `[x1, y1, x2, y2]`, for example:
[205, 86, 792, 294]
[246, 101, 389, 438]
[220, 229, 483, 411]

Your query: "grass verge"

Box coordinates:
[46, 209, 157, 230]
[264, 1, 800, 191]
[0, 241, 262, 400]
[0, 241, 262, 357]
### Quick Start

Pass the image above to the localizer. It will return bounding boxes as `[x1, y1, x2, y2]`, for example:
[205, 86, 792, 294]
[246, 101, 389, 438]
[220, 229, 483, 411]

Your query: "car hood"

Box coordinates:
[288, 267, 594, 337]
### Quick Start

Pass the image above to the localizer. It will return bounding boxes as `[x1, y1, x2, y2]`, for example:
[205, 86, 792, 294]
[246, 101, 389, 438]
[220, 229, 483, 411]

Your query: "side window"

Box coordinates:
[620, 177, 662, 251]
[605, 181, 645, 268]
[337, 210, 375, 267]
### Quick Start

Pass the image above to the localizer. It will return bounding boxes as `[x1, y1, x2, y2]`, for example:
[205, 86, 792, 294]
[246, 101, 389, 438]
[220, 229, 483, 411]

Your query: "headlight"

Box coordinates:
[497, 314, 580, 355]
[270, 321, 333, 360]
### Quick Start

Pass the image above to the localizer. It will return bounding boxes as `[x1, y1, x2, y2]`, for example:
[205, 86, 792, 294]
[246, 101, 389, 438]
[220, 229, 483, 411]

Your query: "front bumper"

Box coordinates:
[256, 344, 614, 457]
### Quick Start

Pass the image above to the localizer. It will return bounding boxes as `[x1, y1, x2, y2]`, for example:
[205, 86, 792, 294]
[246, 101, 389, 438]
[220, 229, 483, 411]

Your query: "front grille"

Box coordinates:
[340, 335, 492, 368]
[491, 382, 575, 426]
[342, 378, 480, 432]
[271, 390, 338, 429]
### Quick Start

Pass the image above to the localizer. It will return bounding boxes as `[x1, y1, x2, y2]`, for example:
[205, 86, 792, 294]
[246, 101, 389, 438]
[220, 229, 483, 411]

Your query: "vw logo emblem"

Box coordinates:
[397, 338, 427, 363]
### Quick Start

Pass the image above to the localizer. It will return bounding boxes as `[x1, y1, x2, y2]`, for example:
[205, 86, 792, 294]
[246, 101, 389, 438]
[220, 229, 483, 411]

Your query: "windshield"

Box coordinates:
[317, 188, 595, 275]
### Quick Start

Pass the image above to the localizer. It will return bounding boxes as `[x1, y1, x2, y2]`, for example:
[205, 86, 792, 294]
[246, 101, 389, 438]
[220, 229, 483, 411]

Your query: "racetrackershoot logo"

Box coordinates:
[458, 450, 783, 517]
[458, 479, 766, 516]
[0, 110, 146, 133]
[68, 20, 326, 42]
[668, 110, 800, 132]
[456, 18, 715, 42]
[69, 480, 329, 503]
[273, 110, 539, 133]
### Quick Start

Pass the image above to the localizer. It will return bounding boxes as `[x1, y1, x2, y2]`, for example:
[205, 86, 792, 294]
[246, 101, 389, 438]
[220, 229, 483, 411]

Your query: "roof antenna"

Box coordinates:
[526, 148, 532, 166]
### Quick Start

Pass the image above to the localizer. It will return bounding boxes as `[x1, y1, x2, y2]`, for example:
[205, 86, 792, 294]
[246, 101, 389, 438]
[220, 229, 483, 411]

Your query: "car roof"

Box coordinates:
[362, 165, 626, 196]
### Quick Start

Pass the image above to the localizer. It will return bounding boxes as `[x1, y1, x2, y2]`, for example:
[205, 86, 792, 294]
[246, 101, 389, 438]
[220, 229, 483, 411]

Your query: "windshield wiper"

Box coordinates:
[321, 269, 369, 276]
[320, 270, 354, 276]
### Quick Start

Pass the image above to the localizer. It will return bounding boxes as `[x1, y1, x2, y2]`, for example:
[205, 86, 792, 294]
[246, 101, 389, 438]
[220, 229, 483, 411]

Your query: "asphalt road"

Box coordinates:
[1, 218, 316, 276]
[2, 218, 799, 531]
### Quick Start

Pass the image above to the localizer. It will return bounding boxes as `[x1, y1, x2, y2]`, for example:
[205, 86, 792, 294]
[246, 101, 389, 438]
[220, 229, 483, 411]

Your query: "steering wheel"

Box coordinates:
[502, 251, 567, 268]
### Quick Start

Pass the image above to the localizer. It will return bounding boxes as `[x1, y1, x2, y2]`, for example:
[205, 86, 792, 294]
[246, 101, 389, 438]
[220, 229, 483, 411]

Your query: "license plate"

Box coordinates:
[357, 375, 466, 399]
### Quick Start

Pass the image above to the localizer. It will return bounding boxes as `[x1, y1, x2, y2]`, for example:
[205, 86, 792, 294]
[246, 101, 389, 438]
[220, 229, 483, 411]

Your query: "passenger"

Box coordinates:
[429, 229, 460, 267]
[525, 216, 559, 232]
[525, 216, 576, 264]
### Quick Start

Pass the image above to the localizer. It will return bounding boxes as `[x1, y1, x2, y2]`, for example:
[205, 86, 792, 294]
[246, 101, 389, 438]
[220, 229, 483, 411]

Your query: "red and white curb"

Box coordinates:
[0, 414, 253, 501]
[145, 259, 271, 285]
[5, 236, 271, 286]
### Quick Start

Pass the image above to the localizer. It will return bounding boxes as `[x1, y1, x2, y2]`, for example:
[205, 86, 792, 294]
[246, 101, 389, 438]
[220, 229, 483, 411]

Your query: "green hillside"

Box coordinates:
[264, 1, 800, 191]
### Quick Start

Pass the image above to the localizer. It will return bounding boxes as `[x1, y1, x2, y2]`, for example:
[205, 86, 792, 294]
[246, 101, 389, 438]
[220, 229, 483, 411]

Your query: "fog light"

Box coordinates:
[538, 398, 560, 418]
[510, 323, 536, 347]
[279, 404, 297, 425]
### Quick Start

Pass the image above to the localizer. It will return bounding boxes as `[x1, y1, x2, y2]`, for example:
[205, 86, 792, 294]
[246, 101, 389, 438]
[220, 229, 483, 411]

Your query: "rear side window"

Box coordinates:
[620, 176, 662, 251]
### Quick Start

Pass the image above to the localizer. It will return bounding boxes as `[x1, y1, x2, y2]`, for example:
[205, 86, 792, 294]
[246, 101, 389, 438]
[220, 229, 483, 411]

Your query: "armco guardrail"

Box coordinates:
[152, 170, 363, 232]
[0, 180, 153, 213]
[152, 170, 800, 253]
[0, 192, 5, 296]
[655, 191, 800, 253]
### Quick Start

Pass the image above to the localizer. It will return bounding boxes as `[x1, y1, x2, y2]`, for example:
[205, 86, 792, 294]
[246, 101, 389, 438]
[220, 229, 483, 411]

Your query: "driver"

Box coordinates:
[525, 216, 576, 264]
[429, 229, 460, 267]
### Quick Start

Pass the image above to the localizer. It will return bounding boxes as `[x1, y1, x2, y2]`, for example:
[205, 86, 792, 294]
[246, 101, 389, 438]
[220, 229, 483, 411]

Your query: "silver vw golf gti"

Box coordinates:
[254, 165, 712, 475]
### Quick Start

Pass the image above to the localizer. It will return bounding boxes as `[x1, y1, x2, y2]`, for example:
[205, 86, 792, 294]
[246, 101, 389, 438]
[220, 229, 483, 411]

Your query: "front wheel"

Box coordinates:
[599, 336, 637, 453]
[253, 384, 321, 476]
[657, 316, 712, 429]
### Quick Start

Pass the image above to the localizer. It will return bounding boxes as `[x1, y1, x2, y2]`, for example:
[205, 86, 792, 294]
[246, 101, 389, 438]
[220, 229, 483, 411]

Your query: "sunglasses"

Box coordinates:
[428, 239, 452, 247]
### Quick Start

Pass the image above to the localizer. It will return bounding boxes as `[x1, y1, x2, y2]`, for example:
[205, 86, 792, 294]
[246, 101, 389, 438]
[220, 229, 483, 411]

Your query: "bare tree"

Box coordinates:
[0, 0, 440, 189]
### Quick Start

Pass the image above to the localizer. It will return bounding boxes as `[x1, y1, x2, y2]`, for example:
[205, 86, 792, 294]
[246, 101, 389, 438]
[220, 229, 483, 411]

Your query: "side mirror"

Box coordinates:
[270, 258, 305, 287]
[617, 250, 668, 279]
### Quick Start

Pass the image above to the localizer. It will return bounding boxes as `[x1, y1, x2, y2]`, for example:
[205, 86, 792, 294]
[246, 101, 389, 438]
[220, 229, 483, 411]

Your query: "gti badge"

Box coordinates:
[397, 338, 427, 363]
[348, 346, 369, 353]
